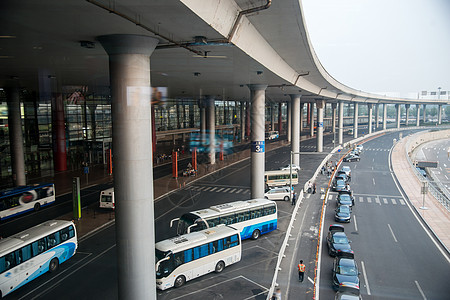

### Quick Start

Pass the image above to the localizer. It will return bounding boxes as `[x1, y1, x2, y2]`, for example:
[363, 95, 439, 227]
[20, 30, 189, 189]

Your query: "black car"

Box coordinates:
[327, 224, 352, 256]
[335, 205, 351, 223]
[343, 154, 360, 162]
[337, 193, 355, 207]
[332, 252, 360, 291]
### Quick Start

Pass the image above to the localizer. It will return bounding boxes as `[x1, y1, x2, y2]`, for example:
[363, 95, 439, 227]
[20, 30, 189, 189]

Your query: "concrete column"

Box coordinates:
[248, 84, 267, 199]
[278, 103, 283, 134]
[405, 104, 410, 126]
[309, 102, 315, 137]
[245, 101, 250, 137]
[353, 103, 358, 138]
[438, 105, 443, 124]
[316, 99, 325, 152]
[422, 105, 427, 124]
[240, 101, 245, 142]
[206, 97, 216, 164]
[382, 104, 387, 130]
[395, 104, 401, 128]
[290, 94, 300, 165]
[6, 87, 26, 186]
[287, 101, 291, 142]
[368, 104, 373, 134]
[300, 102, 304, 134]
[338, 101, 344, 145]
[416, 104, 421, 127]
[98, 34, 158, 300]
[331, 103, 337, 134]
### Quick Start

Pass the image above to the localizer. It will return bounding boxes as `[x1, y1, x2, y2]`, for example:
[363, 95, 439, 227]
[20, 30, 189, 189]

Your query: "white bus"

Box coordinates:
[264, 170, 299, 187]
[99, 188, 115, 209]
[0, 183, 56, 221]
[265, 131, 279, 140]
[170, 199, 277, 240]
[0, 220, 78, 298]
[155, 225, 241, 290]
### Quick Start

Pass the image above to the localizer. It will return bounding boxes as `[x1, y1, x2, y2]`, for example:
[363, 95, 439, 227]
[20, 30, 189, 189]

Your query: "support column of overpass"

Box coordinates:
[245, 101, 251, 137]
[278, 103, 283, 134]
[405, 104, 410, 126]
[383, 103, 388, 130]
[290, 94, 300, 165]
[423, 104, 427, 124]
[375, 103, 380, 128]
[287, 101, 291, 142]
[241, 101, 245, 142]
[310, 102, 315, 137]
[338, 101, 344, 145]
[316, 99, 325, 152]
[396, 104, 401, 129]
[368, 104, 373, 134]
[353, 103, 359, 138]
[300, 102, 304, 134]
[416, 104, 421, 127]
[207, 96, 216, 165]
[6, 87, 26, 186]
[248, 84, 267, 199]
[438, 105, 443, 125]
[98, 34, 158, 300]
[331, 103, 337, 134]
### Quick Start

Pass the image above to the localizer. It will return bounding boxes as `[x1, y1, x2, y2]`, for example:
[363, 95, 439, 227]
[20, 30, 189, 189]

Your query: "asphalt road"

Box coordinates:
[319, 130, 450, 299]
[419, 138, 450, 195]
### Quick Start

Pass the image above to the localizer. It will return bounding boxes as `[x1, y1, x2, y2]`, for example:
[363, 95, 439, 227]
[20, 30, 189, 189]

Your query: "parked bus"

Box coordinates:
[264, 170, 298, 187]
[155, 225, 241, 290]
[0, 183, 55, 221]
[170, 198, 277, 240]
[99, 188, 115, 209]
[0, 220, 78, 297]
[265, 131, 279, 140]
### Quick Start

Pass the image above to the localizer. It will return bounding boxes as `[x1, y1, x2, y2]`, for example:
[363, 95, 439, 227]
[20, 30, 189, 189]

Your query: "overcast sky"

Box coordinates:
[302, 0, 450, 98]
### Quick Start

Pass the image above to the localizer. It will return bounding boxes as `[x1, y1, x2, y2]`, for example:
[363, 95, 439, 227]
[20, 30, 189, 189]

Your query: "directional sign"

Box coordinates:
[251, 141, 265, 153]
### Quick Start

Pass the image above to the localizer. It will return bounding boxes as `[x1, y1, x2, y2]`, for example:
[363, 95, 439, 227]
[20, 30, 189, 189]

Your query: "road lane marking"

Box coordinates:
[399, 199, 406, 205]
[391, 198, 397, 205]
[387, 224, 398, 242]
[373, 178, 375, 185]
[216, 187, 224, 192]
[229, 188, 237, 193]
[415, 280, 428, 300]
[353, 215, 358, 232]
[236, 188, 243, 193]
[361, 261, 371, 295]
[210, 187, 217, 192]
[383, 198, 388, 204]
[359, 196, 364, 203]
[375, 198, 381, 205]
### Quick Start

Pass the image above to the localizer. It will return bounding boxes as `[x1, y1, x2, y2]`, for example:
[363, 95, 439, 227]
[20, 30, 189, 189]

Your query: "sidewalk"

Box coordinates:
[391, 136, 450, 251]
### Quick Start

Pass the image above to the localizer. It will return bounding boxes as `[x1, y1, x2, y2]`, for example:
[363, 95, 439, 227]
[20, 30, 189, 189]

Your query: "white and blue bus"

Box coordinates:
[170, 198, 277, 240]
[0, 183, 56, 221]
[156, 225, 241, 290]
[0, 220, 78, 298]
[264, 170, 298, 187]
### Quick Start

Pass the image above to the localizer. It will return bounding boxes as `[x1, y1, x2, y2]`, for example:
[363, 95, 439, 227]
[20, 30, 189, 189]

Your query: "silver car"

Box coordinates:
[264, 187, 291, 201]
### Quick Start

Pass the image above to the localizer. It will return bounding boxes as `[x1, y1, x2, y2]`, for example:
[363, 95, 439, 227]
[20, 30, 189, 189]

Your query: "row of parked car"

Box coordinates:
[343, 144, 363, 162]
[327, 163, 362, 299]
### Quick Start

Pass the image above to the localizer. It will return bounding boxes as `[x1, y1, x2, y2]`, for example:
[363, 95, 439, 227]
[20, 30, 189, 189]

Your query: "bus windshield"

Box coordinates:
[177, 213, 207, 235]
[155, 249, 173, 279]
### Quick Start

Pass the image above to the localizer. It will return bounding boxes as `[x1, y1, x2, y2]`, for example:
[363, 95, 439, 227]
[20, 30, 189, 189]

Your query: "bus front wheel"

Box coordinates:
[49, 258, 59, 273]
[174, 275, 186, 288]
[251, 229, 260, 240]
[215, 261, 225, 273]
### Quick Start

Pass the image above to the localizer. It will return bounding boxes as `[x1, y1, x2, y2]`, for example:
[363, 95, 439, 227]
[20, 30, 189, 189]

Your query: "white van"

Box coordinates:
[99, 188, 115, 209]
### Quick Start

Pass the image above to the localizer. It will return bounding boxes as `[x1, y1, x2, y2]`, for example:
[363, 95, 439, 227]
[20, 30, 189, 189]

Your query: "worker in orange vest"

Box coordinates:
[298, 260, 306, 282]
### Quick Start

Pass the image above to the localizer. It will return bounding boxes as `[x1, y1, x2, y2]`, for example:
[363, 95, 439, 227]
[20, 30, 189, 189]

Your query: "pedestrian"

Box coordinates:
[298, 260, 306, 282]
[271, 288, 282, 300]
[307, 181, 312, 193]
[291, 192, 297, 206]
[312, 182, 316, 194]
[327, 167, 331, 177]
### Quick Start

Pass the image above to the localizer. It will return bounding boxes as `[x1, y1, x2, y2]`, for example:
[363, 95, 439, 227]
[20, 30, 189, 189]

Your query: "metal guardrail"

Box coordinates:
[404, 132, 450, 212]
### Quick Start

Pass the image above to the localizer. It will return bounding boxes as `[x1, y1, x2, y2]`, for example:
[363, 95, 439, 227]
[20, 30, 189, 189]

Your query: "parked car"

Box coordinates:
[343, 154, 360, 162]
[416, 167, 427, 177]
[334, 282, 361, 300]
[336, 173, 350, 183]
[333, 179, 349, 192]
[337, 193, 355, 207]
[327, 224, 353, 257]
[340, 166, 351, 178]
[332, 252, 360, 290]
[335, 205, 352, 223]
[280, 164, 301, 172]
[264, 186, 291, 201]
[355, 145, 363, 154]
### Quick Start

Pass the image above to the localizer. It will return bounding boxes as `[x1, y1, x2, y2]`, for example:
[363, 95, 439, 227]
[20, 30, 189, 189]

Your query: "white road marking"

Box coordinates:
[210, 187, 217, 192]
[388, 224, 398, 242]
[308, 276, 314, 284]
[372, 178, 375, 185]
[391, 198, 397, 205]
[359, 196, 364, 203]
[361, 261, 371, 295]
[399, 199, 406, 205]
[383, 198, 388, 204]
[415, 280, 428, 300]
[353, 215, 358, 231]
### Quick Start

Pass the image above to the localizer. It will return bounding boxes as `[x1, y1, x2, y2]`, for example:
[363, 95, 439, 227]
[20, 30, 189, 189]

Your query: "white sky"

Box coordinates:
[302, 0, 450, 97]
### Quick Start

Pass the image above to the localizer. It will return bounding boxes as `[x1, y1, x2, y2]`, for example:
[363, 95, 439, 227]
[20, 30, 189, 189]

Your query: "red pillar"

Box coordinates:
[192, 148, 197, 170]
[52, 93, 67, 171]
[172, 151, 178, 178]
[307, 103, 311, 126]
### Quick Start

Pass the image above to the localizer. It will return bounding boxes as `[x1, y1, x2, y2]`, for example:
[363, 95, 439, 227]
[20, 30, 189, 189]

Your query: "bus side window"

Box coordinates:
[32, 238, 47, 255]
[211, 241, 217, 254]
[217, 239, 224, 251]
[3, 253, 16, 271]
[184, 249, 193, 263]
[20, 244, 33, 263]
[199, 244, 208, 258]
[230, 234, 239, 247]
[173, 252, 184, 268]
[236, 211, 245, 222]
[207, 217, 220, 228]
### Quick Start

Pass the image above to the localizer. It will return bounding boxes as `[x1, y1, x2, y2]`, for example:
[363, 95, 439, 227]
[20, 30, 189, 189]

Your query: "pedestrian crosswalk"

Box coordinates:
[186, 185, 250, 194]
[328, 193, 407, 206]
